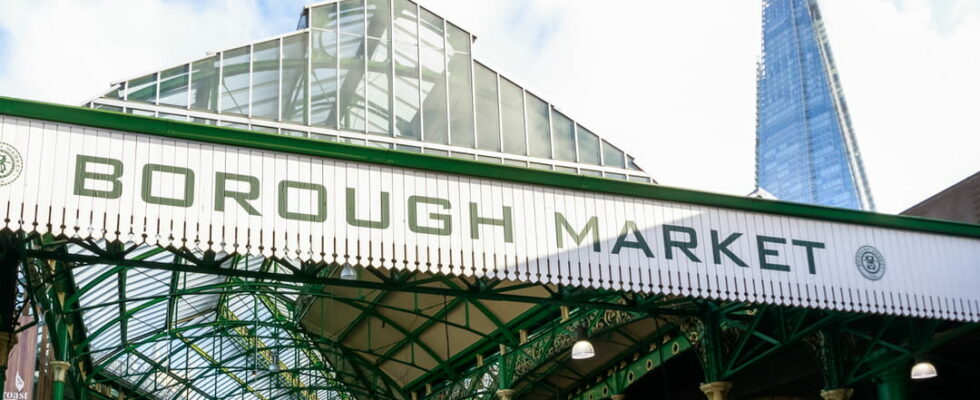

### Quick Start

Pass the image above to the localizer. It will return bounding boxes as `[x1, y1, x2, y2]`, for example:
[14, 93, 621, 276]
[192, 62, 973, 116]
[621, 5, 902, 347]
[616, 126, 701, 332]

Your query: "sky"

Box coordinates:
[0, 0, 977, 214]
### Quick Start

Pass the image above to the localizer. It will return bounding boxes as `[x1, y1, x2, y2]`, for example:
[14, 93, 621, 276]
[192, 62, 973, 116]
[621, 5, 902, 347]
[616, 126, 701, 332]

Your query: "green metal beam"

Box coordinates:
[26, 245, 670, 314]
[568, 334, 690, 400]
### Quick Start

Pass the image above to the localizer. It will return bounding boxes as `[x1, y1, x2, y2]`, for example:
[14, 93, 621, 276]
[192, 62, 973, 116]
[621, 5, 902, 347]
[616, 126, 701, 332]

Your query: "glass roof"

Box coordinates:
[91, 0, 651, 182]
[71, 244, 352, 399]
[62, 239, 559, 400]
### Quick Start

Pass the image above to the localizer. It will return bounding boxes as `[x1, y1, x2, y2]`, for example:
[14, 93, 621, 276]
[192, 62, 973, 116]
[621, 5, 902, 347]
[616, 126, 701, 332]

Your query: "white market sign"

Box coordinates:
[1, 115, 979, 321]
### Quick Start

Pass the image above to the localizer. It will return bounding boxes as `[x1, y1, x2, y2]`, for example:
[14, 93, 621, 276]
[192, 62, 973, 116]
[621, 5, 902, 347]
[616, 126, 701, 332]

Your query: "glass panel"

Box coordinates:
[393, 0, 418, 43]
[158, 65, 188, 107]
[446, 23, 470, 54]
[339, 34, 366, 131]
[339, 0, 365, 35]
[423, 148, 449, 156]
[297, 11, 309, 29]
[447, 50, 473, 147]
[393, 42, 420, 139]
[126, 73, 157, 103]
[551, 109, 575, 162]
[190, 56, 218, 111]
[252, 39, 281, 120]
[366, 0, 391, 40]
[499, 78, 526, 155]
[311, 30, 339, 128]
[251, 125, 278, 134]
[556, 166, 576, 173]
[576, 125, 600, 165]
[220, 46, 250, 116]
[529, 162, 552, 170]
[474, 64, 500, 151]
[311, 132, 337, 141]
[128, 108, 155, 116]
[104, 86, 122, 99]
[504, 159, 527, 167]
[602, 140, 626, 168]
[526, 94, 550, 159]
[629, 176, 650, 183]
[369, 141, 392, 149]
[395, 144, 421, 152]
[282, 33, 309, 124]
[580, 169, 602, 177]
[311, 3, 338, 30]
[420, 44, 447, 144]
[605, 172, 627, 180]
[284, 129, 307, 137]
[219, 121, 249, 130]
[628, 156, 642, 171]
[158, 113, 187, 121]
[419, 8, 443, 49]
[366, 37, 391, 135]
[477, 155, 501, 163]
[94, 104, 123, 112]
[451, 152, 474, 160]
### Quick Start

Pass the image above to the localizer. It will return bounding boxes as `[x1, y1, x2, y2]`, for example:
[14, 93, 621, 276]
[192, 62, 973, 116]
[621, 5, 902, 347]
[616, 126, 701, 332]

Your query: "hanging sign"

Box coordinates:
[1, 115, 979, 321]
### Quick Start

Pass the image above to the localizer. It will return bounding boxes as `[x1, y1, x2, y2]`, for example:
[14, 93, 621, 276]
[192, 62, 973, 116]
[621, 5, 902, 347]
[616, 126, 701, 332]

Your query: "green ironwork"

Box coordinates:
[4, 227, 978, 400]
[569, 333, 690, 400]
[805, 328, 850, 390]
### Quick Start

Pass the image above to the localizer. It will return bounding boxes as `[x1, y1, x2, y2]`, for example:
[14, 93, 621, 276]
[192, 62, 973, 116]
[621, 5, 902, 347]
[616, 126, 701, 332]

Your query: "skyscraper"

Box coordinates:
[755, 0, 875, 210]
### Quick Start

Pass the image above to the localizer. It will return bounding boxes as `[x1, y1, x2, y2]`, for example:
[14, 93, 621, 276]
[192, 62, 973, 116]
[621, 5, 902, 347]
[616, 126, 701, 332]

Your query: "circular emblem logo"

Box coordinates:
[855, 245, 885, 281]
[0, 142, 23, 186]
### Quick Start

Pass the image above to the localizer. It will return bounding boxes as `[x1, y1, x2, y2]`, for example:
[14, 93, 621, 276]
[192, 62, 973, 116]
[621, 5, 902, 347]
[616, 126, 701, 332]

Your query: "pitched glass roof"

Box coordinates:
[71, 246, 353, 400]
[90, 0, 652, 183]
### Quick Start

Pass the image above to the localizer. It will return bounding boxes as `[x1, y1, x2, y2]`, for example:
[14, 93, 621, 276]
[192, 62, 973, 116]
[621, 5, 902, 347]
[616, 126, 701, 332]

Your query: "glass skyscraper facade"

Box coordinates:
[755, 0, 874, 210]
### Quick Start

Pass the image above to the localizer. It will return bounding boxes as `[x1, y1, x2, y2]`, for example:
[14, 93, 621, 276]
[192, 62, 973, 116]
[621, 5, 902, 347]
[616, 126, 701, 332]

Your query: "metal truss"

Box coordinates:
[9, 232, 980, 400]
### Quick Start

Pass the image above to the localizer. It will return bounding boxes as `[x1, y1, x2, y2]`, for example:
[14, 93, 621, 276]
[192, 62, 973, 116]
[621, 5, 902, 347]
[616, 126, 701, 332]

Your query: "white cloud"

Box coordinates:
[0, 0, 276, 104]
[1, 0, 977, 214]
[818, 0, 980, 212]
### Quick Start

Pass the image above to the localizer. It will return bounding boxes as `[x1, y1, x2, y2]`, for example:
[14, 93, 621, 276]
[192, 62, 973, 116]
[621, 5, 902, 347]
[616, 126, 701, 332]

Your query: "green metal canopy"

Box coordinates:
[2, 96, 978, 400]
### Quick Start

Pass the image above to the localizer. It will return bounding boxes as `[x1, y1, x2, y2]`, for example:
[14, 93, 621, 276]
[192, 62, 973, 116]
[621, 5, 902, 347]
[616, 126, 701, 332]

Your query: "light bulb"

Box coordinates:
[910, 361, 937, 380]
[571, 326, 595, 360]
[340, 263, 357, 281]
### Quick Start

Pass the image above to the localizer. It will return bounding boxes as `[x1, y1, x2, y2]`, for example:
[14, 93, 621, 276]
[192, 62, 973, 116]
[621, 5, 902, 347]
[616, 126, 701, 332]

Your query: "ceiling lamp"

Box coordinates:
[910, 360, 937, 380]
[269, 353, 280, 373]
[571, 326, 595, 360]
[340, 262, 357, 281]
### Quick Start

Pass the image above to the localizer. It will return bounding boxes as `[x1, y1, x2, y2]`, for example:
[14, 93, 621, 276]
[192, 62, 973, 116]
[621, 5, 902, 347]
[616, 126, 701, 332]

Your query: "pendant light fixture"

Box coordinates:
[910, 359, 937, 380]
[340, 262, 357, 281]
[571, 326, 595, 360]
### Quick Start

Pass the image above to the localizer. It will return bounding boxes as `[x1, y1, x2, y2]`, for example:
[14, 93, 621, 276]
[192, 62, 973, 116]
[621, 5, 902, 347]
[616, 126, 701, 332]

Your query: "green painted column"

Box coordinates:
[51, 317, 71, 400]
[874, 364, 908, 400]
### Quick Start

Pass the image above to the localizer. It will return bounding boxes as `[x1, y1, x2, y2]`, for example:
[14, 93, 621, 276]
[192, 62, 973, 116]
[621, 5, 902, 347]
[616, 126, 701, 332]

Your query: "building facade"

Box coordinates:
[755, 0, 874, 210]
